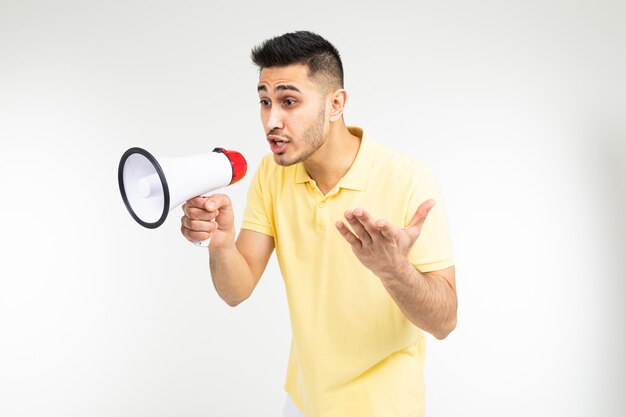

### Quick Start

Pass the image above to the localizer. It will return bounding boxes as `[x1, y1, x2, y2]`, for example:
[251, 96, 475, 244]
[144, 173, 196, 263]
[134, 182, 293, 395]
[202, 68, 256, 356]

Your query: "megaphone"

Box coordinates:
[118, 147, 247, 247]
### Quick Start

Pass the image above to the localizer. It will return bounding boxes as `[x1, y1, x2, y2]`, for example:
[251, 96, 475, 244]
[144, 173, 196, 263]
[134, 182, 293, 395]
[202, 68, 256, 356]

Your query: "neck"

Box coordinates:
[303, 123, 360, 195]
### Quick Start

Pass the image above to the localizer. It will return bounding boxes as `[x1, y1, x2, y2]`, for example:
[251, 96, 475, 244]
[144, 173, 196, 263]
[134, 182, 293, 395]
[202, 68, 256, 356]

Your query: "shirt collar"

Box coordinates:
[294, 126, 375, 192]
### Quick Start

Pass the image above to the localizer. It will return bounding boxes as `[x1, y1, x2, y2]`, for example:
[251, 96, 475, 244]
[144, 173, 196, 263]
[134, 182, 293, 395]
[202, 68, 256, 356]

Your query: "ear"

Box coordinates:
[328, 89, 347, 122]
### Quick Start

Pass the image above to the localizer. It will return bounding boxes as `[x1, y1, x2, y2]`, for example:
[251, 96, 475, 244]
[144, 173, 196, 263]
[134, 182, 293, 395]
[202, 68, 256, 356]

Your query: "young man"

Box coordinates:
[181, 31, 457, 417]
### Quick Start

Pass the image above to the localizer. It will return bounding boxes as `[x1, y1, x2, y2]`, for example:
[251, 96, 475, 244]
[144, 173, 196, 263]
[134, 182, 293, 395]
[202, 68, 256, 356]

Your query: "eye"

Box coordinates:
[284, 98, 297, 106]
[259, 98, 271, 107]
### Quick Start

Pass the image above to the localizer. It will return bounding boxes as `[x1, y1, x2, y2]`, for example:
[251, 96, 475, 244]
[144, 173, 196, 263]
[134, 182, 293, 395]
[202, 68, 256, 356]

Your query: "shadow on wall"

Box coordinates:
[587, 125, 626, 414]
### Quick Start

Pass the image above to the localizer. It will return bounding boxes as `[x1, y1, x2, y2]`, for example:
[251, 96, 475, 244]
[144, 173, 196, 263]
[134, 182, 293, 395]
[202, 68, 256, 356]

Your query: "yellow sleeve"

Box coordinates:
[241, 155, 275, 237]
[405, 162, 455, 273]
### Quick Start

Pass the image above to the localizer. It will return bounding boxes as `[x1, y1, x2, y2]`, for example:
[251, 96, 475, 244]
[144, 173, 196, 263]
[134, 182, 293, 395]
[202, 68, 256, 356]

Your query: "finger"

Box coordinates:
[407, 199, 436, 229]
[181, 215, 217, 233]
[181, 224, 211, 242]
[205, 194, 232, 212]
[344, 209, 373, 244]
[335, 221, 362, 248]
[186, 196, 211, 208]
[376, 219, 399, 241]
[353, 208, 383, 241]
[185, 205, 217, 221]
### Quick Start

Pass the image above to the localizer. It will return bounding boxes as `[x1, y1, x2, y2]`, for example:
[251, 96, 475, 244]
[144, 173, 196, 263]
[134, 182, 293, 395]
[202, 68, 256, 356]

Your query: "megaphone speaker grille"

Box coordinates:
[118, 147, 170, 229]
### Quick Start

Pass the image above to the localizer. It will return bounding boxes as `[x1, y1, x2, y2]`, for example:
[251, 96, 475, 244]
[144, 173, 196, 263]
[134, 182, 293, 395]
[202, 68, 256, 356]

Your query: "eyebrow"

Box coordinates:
[257, 84, 302, 93]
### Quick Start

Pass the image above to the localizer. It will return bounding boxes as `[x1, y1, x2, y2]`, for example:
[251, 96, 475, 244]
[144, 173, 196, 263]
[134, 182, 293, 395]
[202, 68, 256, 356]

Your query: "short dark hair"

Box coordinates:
[251, 31, 344, 89]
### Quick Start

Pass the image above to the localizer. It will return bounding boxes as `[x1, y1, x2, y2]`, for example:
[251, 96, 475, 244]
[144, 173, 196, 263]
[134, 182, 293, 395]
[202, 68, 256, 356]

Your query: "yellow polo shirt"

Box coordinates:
[242, 127, 455, 417]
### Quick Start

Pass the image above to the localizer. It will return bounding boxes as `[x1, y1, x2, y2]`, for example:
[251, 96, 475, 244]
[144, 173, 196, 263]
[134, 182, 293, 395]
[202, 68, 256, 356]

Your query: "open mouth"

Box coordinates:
[268, 135, 289, 153]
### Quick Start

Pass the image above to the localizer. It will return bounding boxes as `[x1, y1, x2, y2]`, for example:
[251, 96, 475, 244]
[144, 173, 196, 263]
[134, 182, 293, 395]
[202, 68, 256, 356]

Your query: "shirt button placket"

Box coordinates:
[316, 200, 328, 230]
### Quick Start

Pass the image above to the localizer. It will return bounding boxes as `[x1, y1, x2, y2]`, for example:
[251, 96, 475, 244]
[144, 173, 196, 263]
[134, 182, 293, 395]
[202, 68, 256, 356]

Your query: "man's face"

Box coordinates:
[257, 64, 329, 166]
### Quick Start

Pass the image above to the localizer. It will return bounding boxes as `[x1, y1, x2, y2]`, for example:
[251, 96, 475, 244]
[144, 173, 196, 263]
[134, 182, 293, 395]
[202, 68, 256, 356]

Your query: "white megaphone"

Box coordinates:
[118, 147, 247, 247]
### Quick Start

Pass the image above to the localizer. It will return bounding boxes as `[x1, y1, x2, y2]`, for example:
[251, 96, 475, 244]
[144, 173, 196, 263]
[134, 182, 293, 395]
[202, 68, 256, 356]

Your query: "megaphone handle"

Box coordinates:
[192, 194, 213, 248]
[194, 238, 210, 248]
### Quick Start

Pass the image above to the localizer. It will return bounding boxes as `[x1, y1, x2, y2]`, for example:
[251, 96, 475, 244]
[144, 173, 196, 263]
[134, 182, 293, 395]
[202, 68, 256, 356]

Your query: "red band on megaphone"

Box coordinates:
[212, 148, 248, 185]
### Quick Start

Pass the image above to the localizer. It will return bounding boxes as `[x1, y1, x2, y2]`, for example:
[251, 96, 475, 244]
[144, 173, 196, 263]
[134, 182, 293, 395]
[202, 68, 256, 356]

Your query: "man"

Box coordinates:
[181, 31, 457, 417]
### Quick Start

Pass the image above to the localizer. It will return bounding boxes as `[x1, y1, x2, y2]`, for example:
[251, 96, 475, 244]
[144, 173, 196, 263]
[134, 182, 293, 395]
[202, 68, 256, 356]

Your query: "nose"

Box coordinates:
[265, 106, 284, 132]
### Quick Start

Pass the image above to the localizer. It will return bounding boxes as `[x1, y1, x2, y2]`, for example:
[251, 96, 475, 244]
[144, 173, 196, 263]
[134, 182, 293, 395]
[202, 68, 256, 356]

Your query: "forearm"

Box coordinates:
[209, 241, 255, 307]
[378, 262, 457, 339]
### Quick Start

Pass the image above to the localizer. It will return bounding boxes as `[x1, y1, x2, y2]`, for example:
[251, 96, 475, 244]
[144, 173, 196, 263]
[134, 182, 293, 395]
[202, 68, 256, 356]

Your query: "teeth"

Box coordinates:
[275, 140, 285, 146]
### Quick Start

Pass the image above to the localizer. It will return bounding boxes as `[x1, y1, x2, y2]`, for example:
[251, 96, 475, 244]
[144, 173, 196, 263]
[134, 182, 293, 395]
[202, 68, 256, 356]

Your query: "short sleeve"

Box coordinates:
[241, 156, 275, 237]
[405, 162, 455, 273]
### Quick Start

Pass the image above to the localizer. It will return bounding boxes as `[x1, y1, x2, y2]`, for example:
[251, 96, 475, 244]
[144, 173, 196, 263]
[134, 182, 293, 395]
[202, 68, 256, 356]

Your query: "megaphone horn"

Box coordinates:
[118, 146, 247, 246]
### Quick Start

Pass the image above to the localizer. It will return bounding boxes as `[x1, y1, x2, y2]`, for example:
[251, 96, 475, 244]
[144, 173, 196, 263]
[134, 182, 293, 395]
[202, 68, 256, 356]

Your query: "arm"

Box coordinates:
[210, 229, 274, 306]
[378, 264, 456, 340]
[181, 195, 274, 307]
[335, 199, 457, 339]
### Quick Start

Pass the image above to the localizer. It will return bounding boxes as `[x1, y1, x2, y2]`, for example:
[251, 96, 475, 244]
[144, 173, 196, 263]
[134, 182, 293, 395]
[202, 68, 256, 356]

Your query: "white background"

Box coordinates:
[1, 1, 625, 416]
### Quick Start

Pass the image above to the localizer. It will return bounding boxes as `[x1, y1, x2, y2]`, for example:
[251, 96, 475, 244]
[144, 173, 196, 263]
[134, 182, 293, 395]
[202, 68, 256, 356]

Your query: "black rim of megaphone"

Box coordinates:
[118, 147, 170, 229]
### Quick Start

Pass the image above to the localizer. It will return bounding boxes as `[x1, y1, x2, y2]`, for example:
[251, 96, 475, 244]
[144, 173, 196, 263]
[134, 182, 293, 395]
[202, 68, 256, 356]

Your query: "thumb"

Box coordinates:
[407, 199, 436, 232]
[204, 194, 235, 232]
[204, 194, 232, 212]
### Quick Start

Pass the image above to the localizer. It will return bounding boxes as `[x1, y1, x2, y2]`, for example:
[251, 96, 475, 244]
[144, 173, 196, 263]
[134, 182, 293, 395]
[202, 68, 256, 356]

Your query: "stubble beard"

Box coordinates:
[274, 104, 327, 167]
